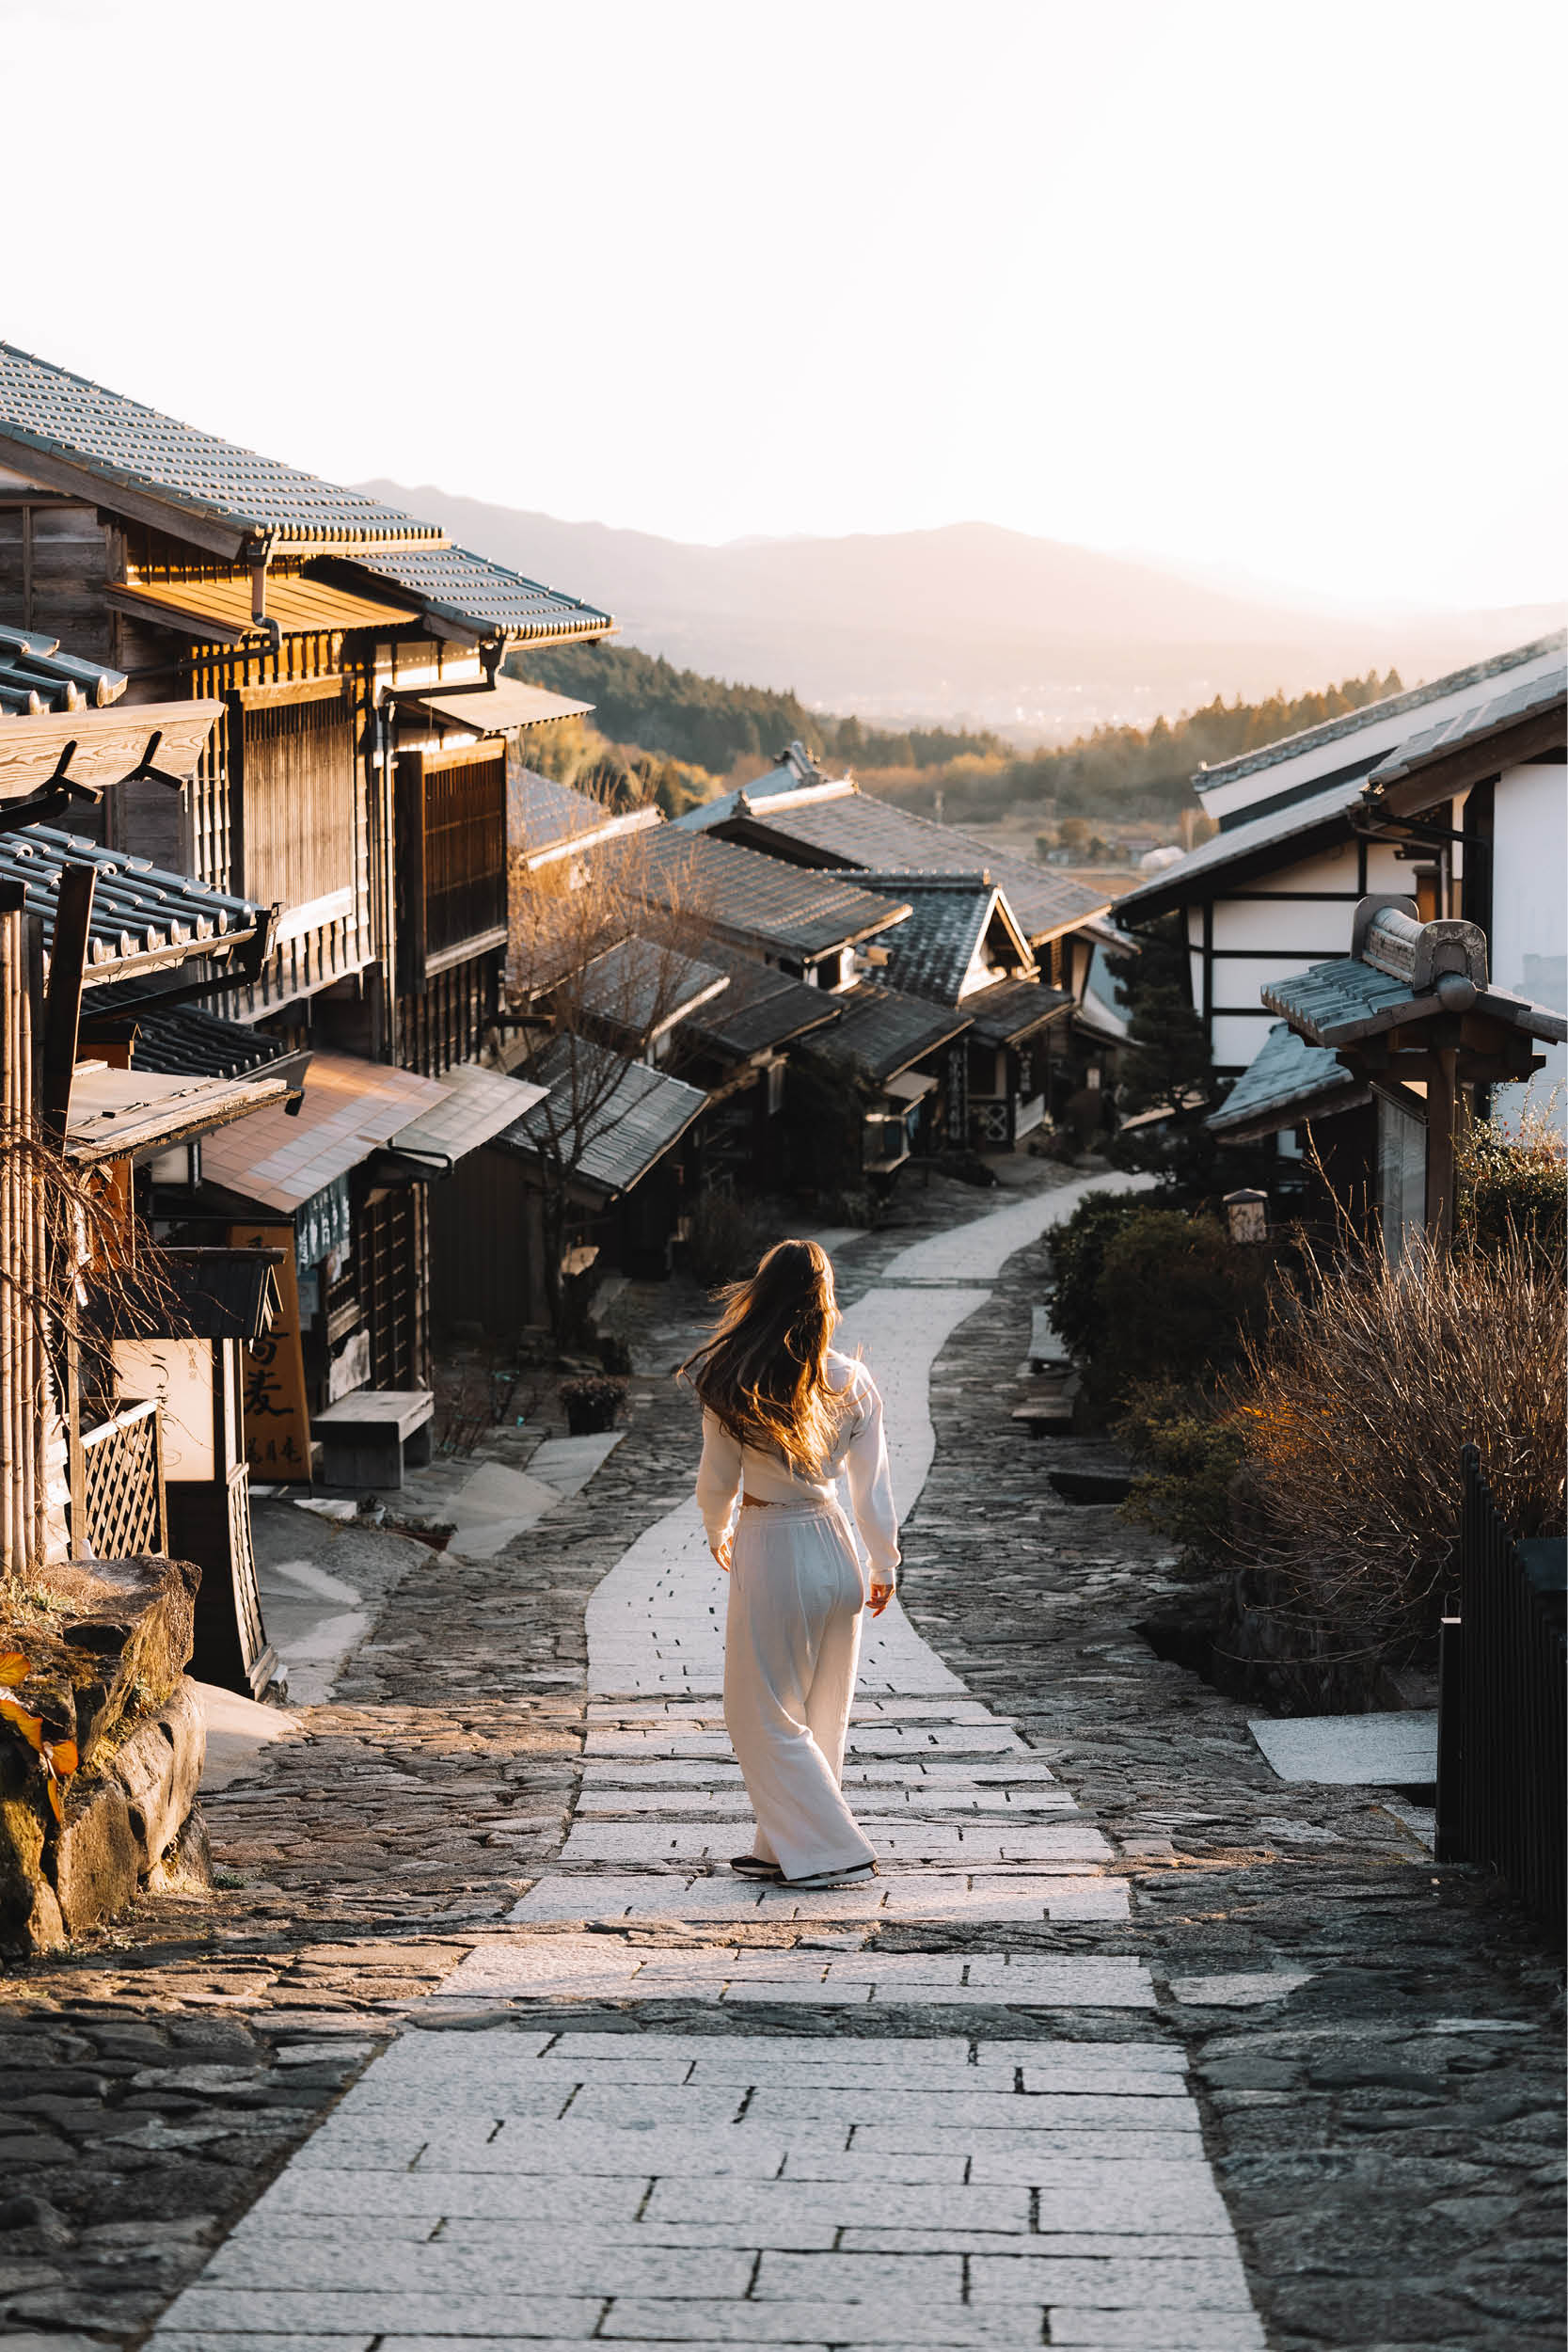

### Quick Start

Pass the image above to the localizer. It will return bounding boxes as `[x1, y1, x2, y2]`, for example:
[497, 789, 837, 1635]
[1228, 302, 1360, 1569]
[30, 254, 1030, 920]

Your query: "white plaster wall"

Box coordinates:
[1490, 759, 1567, 1127]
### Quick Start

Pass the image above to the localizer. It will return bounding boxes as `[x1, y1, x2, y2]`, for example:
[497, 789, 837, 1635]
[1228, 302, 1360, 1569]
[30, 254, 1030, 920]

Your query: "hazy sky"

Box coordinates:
[3, 0, 1561, 611]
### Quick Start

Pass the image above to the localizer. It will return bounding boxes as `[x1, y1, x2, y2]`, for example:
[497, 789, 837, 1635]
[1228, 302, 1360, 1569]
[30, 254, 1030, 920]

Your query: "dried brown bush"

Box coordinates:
[1232, 1222, 1566, 1654]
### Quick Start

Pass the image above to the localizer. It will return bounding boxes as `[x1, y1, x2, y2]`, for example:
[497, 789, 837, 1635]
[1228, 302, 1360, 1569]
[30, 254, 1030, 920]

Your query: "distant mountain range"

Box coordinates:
[358, 483, 1561, 741]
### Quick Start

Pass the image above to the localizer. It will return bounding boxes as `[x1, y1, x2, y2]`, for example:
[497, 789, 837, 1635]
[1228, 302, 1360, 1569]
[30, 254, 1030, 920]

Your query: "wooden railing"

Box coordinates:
[77, 1396, 166, 1560]
[1436, 1444, 1566, 1930]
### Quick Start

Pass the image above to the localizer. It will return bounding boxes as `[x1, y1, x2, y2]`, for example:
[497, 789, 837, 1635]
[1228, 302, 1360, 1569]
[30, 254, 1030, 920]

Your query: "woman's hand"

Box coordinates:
[868, 1580, 894, 1616]
[711, 1533, 733, 1573]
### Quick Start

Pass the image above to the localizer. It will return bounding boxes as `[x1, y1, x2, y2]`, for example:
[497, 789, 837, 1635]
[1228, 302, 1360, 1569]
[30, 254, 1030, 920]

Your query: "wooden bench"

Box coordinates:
[312, 1390, 435, 1491]
[1028, 1306, 1070, 1374]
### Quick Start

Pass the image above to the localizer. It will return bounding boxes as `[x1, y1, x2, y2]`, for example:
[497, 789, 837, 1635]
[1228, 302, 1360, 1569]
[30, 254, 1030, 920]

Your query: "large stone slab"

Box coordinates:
[1247, 1710, 1438, 1785]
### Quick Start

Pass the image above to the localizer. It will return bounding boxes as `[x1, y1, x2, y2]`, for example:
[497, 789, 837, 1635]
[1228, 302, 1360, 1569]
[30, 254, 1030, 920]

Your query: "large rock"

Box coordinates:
[0, 1789, 61, 1951]
[52, 1780, 137, 1935]
[105, 1682, 206, 1872]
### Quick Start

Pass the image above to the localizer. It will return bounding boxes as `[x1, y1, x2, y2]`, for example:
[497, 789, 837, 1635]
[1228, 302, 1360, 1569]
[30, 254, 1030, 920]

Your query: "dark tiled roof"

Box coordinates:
[510, 768, 626, 858]
[0, 342, 437, 548]
[1207, 1021, 1367, 1138]
[620, 828, 910, 960]
[673, 742, 840, 833]
[499, 1037, 706, 1197]
[736, 790, 1106, 942]
[808, 982, 970, 1084]
[867, 884, 996, 1005]
[339, 546, 611, 644]
[683, 942, 843, 1057]
[0, 625, 125, 716]
[576, 937, 729, 1043]
[961, 977, 1071, 1048]
[98, 1248, 284, 1343]
[0, 825, 264, 985]
[1196, 631, 1566, 793]
[1366, 659, 1566, 788]
[1112, 771, 1370, 920]
[126, 1006, 296, 1080]
[1262, 959, 1568, 1049]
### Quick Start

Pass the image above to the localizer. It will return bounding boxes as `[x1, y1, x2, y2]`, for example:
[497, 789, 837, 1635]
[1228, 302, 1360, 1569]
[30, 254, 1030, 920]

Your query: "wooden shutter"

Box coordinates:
[233, 680, 356, 915]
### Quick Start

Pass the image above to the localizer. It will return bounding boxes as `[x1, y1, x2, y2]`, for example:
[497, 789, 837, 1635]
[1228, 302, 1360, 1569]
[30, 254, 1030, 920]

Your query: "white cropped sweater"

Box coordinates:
[694, 1350, 901, 1585]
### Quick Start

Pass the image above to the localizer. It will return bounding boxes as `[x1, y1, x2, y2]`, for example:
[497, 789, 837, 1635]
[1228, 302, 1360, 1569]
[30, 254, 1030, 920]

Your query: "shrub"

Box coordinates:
[1232, 1223, 1565, 1656]
[1457, 1105, 1565, 1270]
[1117, 1383, 1248, 1572]
[1083, 1206, 1269, 1411]
[1044, 1193, 1150, 1358]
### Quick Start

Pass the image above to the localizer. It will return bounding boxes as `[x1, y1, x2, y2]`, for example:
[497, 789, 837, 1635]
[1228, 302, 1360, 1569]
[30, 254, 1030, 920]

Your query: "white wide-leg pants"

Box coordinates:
[722, 1498, 877, 1882]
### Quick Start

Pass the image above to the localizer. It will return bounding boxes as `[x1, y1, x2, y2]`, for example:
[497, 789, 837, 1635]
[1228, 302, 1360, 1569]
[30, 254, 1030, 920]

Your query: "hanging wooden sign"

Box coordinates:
[228, 1222, 312, 1482]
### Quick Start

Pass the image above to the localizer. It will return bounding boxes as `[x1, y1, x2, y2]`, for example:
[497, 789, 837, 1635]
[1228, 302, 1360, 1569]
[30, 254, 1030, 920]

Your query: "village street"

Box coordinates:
[0, 1168, 1560, 2352]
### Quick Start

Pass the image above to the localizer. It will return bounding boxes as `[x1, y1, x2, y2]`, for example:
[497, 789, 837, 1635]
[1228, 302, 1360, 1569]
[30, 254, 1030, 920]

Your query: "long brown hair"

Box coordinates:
[680, 1238, 845, 1476]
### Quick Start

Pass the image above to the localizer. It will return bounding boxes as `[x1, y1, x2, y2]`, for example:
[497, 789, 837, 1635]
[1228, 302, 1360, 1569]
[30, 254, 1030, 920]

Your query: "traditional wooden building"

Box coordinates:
[0, 343, 613, 1426]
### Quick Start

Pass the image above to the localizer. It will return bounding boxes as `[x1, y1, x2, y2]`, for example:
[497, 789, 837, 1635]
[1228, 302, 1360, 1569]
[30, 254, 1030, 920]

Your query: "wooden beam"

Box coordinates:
[1425, 1043, 1458, 1248]
[1372, 708, 1566, 820]
[0, 699, 223, 803]
[0, 435, 248, 562]
[40, 861, 95, 1145]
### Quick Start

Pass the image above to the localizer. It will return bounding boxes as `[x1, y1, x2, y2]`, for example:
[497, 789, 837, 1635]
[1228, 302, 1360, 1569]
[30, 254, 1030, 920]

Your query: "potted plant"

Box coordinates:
[559, 1374, 626, 1437]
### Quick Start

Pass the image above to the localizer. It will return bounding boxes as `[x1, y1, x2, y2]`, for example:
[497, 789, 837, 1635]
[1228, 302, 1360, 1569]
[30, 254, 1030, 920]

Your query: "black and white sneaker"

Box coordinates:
[730, 1854, 783, 1881]
[781, 1861, 878, 1891]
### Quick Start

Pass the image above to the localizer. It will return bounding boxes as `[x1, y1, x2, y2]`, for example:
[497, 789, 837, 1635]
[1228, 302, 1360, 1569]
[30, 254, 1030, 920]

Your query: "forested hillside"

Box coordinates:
[514, 640, 1405, 827]
[516, 642, 1006, 774]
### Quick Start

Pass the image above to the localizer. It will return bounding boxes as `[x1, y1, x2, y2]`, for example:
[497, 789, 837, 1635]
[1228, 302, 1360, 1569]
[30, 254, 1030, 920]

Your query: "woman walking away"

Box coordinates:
[683, 1239, 898, 1891]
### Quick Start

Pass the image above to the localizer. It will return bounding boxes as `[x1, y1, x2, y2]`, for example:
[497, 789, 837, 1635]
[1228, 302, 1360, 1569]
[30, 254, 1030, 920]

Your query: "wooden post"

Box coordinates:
[1425, 1043, 1459, 1248]
[40, 862, 96, 1147]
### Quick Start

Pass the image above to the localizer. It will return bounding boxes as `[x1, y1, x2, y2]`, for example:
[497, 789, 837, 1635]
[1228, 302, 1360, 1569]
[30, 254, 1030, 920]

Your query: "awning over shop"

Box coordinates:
[497, 1039, 706, 1199]
[104, 572, 419, 645]
[962, 977, 1072, 1049]
[1207, 1021, 1370, 1145]
[65, 1063, 291, 1165]
[196, 1051, 447, 1213]
[388, 1060, 546, 1170]
[408, 679, 593, 735]
[884, 1069, 938, 1104]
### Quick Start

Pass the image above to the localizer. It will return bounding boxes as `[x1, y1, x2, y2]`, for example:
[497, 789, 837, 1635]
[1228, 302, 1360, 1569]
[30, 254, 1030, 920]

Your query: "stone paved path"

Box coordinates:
[150, 1173, 1275, 2351]
[4, 1163, 1559, 2351]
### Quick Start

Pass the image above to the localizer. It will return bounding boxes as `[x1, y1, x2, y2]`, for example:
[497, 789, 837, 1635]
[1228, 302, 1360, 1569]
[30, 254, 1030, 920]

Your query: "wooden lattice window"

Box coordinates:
[79, 1397, 165, 1559]
[397, 743, 507, 985]
[235, 681, 356, 916]
[355, 1187, 418, 1391]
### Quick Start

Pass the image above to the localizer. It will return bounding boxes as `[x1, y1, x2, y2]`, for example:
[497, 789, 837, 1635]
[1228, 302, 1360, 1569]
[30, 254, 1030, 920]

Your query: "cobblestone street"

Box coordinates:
[0, 1168, 1560, 2352]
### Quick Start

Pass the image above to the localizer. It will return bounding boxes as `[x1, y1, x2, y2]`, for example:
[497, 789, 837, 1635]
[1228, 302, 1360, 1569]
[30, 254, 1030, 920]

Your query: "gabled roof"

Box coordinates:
[807, 981, 971, 1084]
[1365, 656, 1566, 796]
[673, 741, 847, 834]
[616, 826, 911, 961]
[721, 787, 1107, 944]
[681, 942, 843, 1058]
[1206, 1019, 1369, 1141]
[858, 880, 1015, 1005]
[0, 342, 439, 557]
[0, 824, 266, 986]
[497, 1038, 706, 1198]
[330, 545, 611, 645]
